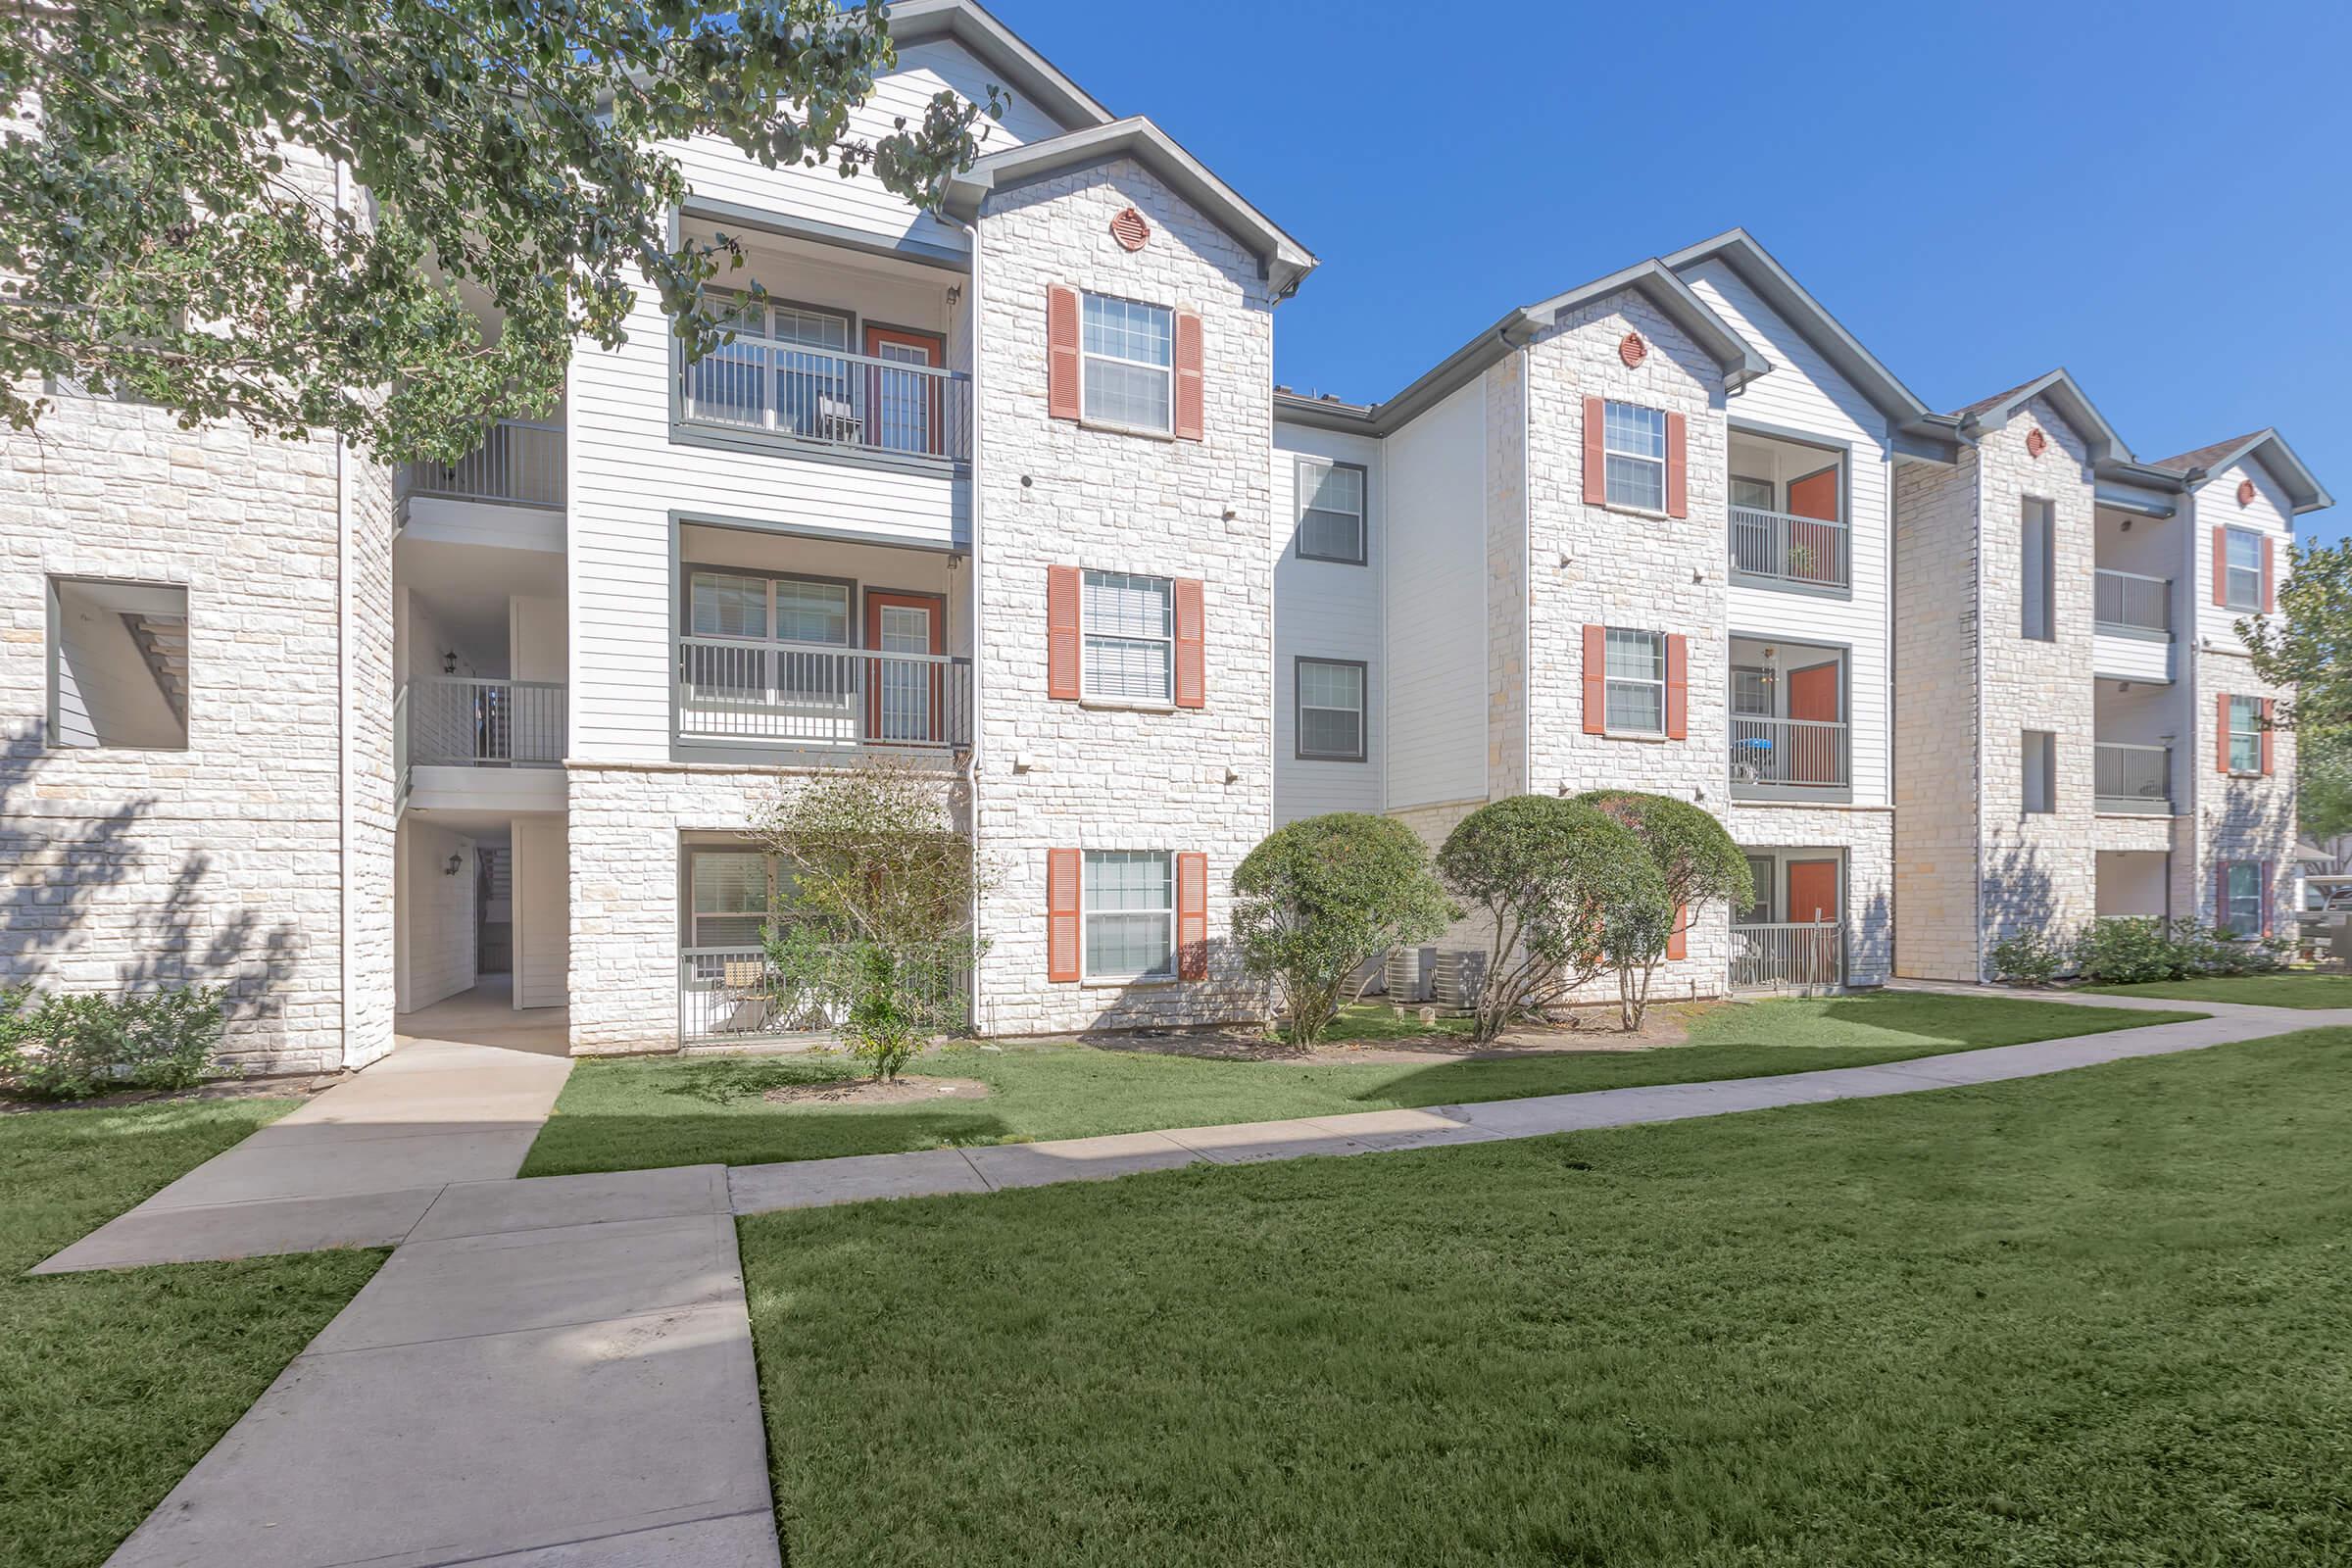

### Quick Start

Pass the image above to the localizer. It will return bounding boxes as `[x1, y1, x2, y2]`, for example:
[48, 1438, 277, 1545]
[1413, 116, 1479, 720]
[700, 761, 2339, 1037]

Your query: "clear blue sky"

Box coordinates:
[992, 0, 2351, 539]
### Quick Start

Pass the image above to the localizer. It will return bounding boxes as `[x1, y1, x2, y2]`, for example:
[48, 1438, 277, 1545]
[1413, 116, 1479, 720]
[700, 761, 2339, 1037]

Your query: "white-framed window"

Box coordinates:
[1731, 664, 1775, 718]
[47, 576, 189, 751]
[1083, 849, 1174, 980]
[1730, 475, 1775, 513]
[1080, 293, 1172, 431]
[2022, 730, 2056, 813]
[687, 570, 851, 647]
[685, 847, 798, 950]
[1603, 627, 1667, 734]
[1602, 402, 1668, 511]
[1081, 569, 1174, 703]
[1736, 855, 1776, 925]
[2229, 695, 2265, 773]
[1295, 459, 1367, 564]
[683, 291, 853, 433]
[2224, 527, 2264, 611]
[1296, 658, 1367, 761]
[2220, 859, 2265, 937]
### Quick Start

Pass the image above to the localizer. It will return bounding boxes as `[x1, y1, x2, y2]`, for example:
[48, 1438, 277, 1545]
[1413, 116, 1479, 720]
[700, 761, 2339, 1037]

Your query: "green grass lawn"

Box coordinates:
[740, 1027, 2352, 1566]
[0, 1100, 382, 1568]
[521, 992, 2201, 1176]
[2082, 970, 2352, 1009]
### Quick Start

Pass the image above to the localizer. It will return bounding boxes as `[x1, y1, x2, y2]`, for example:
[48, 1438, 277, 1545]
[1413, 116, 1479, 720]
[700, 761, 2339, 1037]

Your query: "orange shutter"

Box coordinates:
[1664, 633, 1689, 740]
[1666, 904, 1688, 961]
[1665, 412, 1688, 518]
[1582, 396, 1606, 507]
[1046, 285, 1081, 421]
[1582, 624, 1606, 734]
[2211, 526, 2227, 607]
[2262, 698, 2276, 775]
[1173, 578, 1205, 709]
[2262, 535, 2276, 612]
[2216, 693, 2232, 774]
[1047, 565, 1082, 700]
[1173, 310, 1203, 441]
[1176, 852, 1208, 979]
[1047, 849, 1081, 982]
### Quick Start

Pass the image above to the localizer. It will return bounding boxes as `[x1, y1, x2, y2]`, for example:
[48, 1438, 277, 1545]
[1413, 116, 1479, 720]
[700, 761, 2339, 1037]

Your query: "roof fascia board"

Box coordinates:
[2173, 430, 2334, 514]
[886, 0, 1115, 132]
[1272, 394, 1381, 434]
[2093, 487, 2177, 519]
[1662, 228, 1933, 430]
[679, 195, 970, 271]
[941, 118, 1316, 296]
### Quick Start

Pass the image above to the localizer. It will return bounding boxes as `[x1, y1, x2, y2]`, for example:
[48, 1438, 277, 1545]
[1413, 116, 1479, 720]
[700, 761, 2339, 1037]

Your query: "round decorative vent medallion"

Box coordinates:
[2238, 478, 2258, 506]
[1618, 331, 1647, 368]
[2025, 427, 2048, 459]
[1109, 207, 1151, 252]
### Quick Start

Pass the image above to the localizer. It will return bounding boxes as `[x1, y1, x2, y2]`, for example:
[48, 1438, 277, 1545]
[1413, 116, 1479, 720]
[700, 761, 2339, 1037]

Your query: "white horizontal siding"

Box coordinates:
[1272, 421, 1383, 824]
[2191, 458, 2291, 656]
[1686, 259, 1895, 808]
[1381, 380, 1488, 809]
[664, 40, 1073, 255]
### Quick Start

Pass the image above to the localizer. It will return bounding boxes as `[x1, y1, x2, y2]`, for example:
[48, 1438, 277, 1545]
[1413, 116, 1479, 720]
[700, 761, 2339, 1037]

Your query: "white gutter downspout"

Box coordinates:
[332, 156, 357, 1069]
[943, 207, 987, 1036]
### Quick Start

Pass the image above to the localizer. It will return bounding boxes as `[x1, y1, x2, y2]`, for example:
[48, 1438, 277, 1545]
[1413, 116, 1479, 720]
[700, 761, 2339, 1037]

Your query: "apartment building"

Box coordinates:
[0, 0, 2330, 1069]
[1891, 375, 2329, 981]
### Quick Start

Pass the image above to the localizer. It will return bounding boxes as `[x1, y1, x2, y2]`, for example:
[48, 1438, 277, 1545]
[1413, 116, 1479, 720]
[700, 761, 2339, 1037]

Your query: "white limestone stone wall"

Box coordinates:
[968, 157, 1277, 1035]
[1974, 399, 2099, 966]
[1891, 453, 1984, 980]
[1, 392, 398, 1072]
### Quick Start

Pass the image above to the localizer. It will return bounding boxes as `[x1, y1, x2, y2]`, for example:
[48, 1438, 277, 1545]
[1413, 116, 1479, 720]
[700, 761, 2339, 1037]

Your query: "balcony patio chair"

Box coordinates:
[815, 393, 863, 447]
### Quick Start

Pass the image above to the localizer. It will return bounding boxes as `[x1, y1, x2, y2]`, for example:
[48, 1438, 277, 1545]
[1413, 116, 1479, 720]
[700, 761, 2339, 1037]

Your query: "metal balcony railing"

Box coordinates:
[2094, 569, 2171, 638]
[679, 946, 968, 1045]
[1729, 505, 1850, 590]
[1730, 715, 1851, 792]
[2095, 742, 2172, 814]
[397, 419, 565, 509]
[678, 342, 971, 463]
[675, 637, 973, 754]
[1729, 919, 1844, 992]
[408, 676, 566, 767]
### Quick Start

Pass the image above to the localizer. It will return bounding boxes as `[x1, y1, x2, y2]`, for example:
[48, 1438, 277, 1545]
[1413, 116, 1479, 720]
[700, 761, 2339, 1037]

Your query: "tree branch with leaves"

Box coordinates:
[0, 0, 998, 460]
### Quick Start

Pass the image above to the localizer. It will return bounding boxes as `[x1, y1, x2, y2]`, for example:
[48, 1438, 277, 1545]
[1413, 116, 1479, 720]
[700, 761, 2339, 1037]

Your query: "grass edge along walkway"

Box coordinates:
[739, 1025, 2352, 1567]
[0, 1098, 384, 1568]
[523, 992, 2206, 1177]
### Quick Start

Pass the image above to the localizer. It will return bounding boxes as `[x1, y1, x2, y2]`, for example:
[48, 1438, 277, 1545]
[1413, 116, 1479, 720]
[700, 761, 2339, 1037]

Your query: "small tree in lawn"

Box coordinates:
[750, 759, 988, 1081]
[1436, 796, 1669, 1044]
[1577, 791, 1754, 1029]
[1230, 813, 1456, 1047]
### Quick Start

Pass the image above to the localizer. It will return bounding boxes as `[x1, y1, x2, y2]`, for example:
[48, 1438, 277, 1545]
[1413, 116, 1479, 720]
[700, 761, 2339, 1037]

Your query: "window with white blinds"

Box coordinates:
[1295, 459, 1367, 564]
[1084, 850, 1174, 980]
[1296, 658, 1366, 760]
[687, 571, 850, 647]
[1603, 628, 1666, 734]
[687, 850, 773, 950]
[1602, 402, 1667, 510]
[1081, 294, 1172, 430]
[1081, 569, 1174, 702]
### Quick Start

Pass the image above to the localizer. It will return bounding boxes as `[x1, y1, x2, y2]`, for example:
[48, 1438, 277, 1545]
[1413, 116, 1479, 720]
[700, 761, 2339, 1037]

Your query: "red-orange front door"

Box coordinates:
[1784, 466, 1840, 586]
[1786, 661, 1840, 784]
[862, 326, 946, 456]
[1787, 859, 1839, 925]
[864, 591, 944, 744]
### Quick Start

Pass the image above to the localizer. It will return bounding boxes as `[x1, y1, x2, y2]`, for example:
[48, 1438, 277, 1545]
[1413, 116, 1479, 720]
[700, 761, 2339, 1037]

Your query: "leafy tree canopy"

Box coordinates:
[2243, 537, 2352, 735]
[1575, 790, 1751, 1027]
[1230, 812, 1456, 1047]
[0, 0, 996, 460]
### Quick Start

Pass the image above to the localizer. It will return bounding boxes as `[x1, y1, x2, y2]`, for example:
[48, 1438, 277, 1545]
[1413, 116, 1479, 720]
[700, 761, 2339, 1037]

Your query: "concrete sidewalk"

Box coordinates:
[35, 1024, 574, 1275]
[104, 1164, 780, 1568]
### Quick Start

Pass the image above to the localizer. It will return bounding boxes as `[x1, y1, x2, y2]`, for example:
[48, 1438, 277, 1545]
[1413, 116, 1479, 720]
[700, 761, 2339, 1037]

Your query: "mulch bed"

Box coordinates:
[760, 1074, 991, 1107]
[1068, 1002, 1701, 1065]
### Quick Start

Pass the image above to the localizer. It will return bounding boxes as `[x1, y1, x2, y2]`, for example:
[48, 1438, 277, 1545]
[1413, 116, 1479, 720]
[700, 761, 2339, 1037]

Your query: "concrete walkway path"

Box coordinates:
[35, 1011, 574, 1275]
[105, 1164, 780, 1568]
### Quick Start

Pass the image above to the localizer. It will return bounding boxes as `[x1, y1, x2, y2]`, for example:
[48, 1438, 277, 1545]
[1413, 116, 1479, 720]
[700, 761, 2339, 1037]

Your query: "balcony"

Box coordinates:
[399, 419, 565, 509]
[1729, 920, 1844, 993]
[1730, 715, 1850, 794]
[678, 342, 970, 466]
[2095, 742, 2172, 815]
[674, 638, 971, 759]
[1729, 506, 1850, 591]
[2094, 569, 2170, 638]
[399, 675, 567, 814]
[1729, 635, 1851, 801]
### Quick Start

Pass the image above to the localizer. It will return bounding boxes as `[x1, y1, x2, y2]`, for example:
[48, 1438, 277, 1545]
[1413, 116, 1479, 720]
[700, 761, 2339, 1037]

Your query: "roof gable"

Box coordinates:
[886, 0, 1113, 133]
[940, 117, 1318, 298]
[2153, 429, 2334, 514]
[1947, 368, 2131, 466]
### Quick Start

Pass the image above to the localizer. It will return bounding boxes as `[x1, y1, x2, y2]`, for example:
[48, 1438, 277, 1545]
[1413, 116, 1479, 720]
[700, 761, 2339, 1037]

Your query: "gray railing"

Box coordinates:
[2094, 568, 2170, 638]
[398, 418, 565, 508]
[2095, 742, 2172, 814]
[1729, 920, 1844, 992]
[675, 637, 972, 753]
[409, 675, 566, 766]
[1729, 505, 1850, 590]
[678, 341, 971, 463]
[1730, 715, 1850, 792]
[678, 947, 967, 1045]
